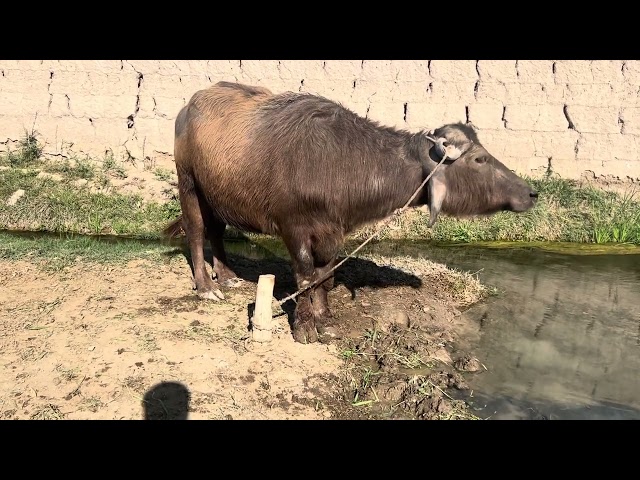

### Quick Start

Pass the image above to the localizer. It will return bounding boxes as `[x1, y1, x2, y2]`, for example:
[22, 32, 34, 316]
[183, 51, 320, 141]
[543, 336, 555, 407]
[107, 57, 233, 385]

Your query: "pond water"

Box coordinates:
[4, 230, 640, 419]
[378, 241, 640, 420]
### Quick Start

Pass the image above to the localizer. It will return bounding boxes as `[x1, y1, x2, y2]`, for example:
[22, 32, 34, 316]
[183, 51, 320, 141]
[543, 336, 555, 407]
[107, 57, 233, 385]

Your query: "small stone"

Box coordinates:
[361, 301, 371, 308]
[88, 346, 95, 351]
[423, 307, 430, 313]
[454, 354, 483, 372]
[37, 171, 63, 182]
[190, 320, 201, 327]
[392, 310, 410, 327]
[74, 179, 89, 187]
[212, 358, 229, 369]
[6, 189, 25, 206]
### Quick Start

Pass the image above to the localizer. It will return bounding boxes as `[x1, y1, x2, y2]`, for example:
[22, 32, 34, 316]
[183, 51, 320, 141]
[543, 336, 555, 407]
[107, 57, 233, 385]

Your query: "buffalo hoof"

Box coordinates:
[317, 324, 341, 344]
[197, 288, 225, 301]
[292, 302, 319, 344]
[292, 321, 319, 344]
[315, 312, 340, 344]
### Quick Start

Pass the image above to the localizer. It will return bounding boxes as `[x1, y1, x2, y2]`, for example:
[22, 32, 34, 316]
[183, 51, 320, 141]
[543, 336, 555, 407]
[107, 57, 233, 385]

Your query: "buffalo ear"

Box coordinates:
[434, 138, 462, 161]
[427, 169, 447, 228]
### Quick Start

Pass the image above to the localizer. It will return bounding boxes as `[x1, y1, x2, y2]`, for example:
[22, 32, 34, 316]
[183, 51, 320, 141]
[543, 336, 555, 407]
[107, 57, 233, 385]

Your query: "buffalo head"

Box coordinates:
[421, 123, 538, 227]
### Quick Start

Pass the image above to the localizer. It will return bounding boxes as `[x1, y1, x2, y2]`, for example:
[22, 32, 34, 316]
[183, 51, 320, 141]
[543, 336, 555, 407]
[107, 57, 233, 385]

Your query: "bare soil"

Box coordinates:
[0, 249, 486, 420]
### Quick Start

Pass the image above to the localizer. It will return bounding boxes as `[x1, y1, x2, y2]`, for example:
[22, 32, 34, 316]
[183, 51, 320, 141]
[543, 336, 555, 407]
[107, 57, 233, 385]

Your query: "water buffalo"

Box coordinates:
[162, 81, 538, 344]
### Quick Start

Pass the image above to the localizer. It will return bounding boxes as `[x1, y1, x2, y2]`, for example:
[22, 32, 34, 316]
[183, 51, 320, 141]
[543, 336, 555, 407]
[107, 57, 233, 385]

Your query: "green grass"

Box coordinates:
[2, 130, 640, 246]
[0, 230, 181, 270]
[43, 156, 97, 180]
[1, 129, 128, 177]
[0, 168, 180, 236]
[5, 131, 44, 167]
[0, 130, 179, 236]
[354, 176, 640, 246]
[154, 167, 173, 182]
[102, 151, 128, 179]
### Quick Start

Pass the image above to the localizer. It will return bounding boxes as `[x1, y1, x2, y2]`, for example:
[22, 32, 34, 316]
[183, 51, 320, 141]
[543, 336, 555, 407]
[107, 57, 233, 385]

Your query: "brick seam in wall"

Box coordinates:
[0, 60, 638, 183]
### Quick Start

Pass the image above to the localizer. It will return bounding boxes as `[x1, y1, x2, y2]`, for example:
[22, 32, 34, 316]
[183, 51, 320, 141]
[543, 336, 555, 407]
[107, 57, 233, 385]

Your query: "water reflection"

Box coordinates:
[410, 244, 640, 420]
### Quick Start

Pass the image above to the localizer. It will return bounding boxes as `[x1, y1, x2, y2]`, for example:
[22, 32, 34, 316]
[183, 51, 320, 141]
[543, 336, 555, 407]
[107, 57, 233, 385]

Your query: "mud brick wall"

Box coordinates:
[1, 60, 639, 182]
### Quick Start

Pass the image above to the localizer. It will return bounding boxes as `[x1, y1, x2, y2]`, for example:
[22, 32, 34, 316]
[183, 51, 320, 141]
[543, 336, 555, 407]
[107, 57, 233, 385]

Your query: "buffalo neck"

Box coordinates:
[339, 127, 432, 231]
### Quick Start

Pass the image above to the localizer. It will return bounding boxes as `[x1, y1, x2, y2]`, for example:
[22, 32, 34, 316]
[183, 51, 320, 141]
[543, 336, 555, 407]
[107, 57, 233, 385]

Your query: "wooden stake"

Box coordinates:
[251, 274, 275, 343]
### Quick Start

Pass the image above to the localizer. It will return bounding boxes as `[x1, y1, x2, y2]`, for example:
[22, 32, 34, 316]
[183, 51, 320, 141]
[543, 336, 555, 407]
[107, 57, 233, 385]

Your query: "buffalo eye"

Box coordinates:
[475, 156, 487, 164]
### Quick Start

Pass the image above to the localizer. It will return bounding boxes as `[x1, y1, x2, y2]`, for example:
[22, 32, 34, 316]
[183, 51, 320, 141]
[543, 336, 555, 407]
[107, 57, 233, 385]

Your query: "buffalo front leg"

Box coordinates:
[310, 258, 341, 342]
[283, 238, 319, 344]
[178, 173, 223, 301]
[205, 219, 243, 288]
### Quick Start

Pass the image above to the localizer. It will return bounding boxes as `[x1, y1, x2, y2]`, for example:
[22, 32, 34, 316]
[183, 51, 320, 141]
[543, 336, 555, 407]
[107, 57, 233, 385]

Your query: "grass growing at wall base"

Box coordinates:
[353, 176, 640, 246]
[0, 130, 181, 237]
[0, 168, 181, 236]
[1, 132, 640, 246]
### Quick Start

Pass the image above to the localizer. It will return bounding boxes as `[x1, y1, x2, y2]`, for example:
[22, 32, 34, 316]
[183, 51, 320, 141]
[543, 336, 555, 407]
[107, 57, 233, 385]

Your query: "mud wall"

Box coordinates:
[1, 60, 639, 183]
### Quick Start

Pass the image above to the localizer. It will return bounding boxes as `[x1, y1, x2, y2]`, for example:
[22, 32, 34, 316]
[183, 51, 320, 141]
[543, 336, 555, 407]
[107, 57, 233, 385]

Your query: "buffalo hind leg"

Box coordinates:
[178, 172, 223, 301]
[205, 219, 243, 288]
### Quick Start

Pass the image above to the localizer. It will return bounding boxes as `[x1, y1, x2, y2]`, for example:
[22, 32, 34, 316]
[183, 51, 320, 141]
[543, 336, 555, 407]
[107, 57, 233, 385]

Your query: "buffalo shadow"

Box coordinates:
[163, 233, 423, 327]
[142, 381, 191, 420]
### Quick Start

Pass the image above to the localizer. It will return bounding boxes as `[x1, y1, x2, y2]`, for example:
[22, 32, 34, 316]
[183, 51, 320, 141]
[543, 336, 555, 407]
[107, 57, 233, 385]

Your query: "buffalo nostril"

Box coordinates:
[530, 192, 538, 198]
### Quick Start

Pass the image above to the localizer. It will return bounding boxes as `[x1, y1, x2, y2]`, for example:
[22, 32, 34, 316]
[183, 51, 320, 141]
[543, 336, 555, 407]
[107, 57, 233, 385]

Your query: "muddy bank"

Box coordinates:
[0, 237, 490, 420]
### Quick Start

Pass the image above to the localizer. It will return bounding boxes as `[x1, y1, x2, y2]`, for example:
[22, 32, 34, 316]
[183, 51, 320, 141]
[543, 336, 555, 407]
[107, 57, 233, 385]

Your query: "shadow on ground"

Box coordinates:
[143, 381, 191, 420]
[164, 234, 423, 327]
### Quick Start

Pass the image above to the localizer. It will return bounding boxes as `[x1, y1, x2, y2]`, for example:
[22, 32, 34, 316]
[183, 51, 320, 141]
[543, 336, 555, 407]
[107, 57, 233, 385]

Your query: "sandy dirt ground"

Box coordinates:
[0, 247, 486, 420]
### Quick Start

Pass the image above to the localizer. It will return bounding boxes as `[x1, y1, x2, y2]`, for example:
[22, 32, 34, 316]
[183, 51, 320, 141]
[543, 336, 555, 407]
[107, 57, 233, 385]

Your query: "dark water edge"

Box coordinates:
[3, 228, 640, 420]
[3, 228, 640, 258]
[457, 391, 640, 420]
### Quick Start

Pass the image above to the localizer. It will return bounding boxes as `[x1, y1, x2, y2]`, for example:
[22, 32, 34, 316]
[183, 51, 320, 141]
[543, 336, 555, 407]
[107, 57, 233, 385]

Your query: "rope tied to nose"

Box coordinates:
[275, 135, 453, 307]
